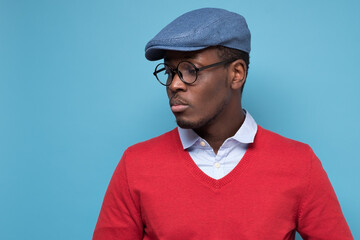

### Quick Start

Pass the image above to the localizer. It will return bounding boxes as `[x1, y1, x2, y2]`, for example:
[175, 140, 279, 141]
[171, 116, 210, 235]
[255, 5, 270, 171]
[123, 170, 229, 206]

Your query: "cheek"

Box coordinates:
[192, 80, 229, 111]
[200, 75, 229, 101]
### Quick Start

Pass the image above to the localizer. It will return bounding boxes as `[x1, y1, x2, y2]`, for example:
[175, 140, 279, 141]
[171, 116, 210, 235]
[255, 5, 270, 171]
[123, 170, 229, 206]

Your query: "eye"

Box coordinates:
[187, 68, 197, 76]
[179, 62, 197, 76]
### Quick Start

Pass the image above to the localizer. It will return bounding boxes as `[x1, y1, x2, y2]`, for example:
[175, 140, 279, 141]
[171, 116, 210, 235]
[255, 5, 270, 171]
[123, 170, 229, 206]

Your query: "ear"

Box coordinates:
[229, 59, 247, 90]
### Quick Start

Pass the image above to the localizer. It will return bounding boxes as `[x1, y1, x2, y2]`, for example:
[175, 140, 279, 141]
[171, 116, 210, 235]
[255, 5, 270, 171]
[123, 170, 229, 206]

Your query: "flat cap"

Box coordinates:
[145, 8, 251, 61]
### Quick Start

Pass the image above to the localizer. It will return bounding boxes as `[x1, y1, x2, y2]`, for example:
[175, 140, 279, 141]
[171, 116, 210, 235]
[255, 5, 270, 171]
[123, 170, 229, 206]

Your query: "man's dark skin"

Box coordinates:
[165, 47, 248, 154]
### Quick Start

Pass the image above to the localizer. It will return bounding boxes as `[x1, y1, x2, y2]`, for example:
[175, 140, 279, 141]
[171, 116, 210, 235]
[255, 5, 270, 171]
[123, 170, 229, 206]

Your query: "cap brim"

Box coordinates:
[145, 45, 208, 61]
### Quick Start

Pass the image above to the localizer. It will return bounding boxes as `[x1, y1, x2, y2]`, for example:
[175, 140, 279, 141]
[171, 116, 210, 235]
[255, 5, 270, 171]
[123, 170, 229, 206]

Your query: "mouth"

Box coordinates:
[170, 97, 189, 113]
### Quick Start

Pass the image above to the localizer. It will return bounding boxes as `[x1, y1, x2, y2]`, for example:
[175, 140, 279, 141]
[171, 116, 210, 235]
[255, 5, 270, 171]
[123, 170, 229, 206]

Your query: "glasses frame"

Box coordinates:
[153, 59, 235, 86]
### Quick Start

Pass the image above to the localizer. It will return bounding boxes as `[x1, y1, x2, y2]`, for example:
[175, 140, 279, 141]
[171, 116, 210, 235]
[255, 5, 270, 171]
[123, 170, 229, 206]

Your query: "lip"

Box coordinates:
[171, 104, 189, 113]
[170, 97, 189, 113]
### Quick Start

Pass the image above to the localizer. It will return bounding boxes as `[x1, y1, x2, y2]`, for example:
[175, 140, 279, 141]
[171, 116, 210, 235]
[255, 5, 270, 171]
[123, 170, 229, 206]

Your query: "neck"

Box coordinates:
[194, 108, 245, 154]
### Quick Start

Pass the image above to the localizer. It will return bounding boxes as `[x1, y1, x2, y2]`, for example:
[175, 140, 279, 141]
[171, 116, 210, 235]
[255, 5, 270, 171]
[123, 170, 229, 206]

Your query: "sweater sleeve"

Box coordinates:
[93, 150, 143, 240]
[296, 148, 353, 240]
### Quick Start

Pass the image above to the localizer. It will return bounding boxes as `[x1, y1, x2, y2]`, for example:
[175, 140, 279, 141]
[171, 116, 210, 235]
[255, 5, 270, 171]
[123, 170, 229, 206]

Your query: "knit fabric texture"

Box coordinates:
[93, 126, 353, 240]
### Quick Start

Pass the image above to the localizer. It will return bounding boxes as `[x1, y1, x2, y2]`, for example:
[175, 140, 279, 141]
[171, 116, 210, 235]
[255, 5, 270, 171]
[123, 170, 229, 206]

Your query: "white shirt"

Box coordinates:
[178, 110, 257, 180]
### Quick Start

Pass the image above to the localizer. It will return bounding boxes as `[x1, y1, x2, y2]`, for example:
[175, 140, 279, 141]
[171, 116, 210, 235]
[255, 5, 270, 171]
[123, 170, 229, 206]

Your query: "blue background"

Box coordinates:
[1, 0, 359, 239]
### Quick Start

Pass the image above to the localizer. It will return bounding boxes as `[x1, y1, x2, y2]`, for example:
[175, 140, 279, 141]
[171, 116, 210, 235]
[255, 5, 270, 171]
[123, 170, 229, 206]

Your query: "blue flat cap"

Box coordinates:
[145, 8, 251, 61]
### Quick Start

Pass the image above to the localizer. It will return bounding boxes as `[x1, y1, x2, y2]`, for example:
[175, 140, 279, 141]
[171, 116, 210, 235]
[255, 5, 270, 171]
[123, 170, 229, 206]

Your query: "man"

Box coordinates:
[93, 8, 353, 239]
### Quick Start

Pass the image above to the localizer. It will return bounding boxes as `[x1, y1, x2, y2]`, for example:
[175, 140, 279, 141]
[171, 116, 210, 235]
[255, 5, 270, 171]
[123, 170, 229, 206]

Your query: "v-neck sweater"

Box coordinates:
[93, 126, 353, 240]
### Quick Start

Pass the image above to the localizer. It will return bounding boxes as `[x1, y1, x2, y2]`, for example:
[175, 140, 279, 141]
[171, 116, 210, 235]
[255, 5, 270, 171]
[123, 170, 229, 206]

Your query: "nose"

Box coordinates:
[167, 71, 187, 92]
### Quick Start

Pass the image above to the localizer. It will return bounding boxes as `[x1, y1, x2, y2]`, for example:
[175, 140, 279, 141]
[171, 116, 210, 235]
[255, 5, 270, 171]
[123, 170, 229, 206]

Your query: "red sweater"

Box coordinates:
[93, 126, 353, 240]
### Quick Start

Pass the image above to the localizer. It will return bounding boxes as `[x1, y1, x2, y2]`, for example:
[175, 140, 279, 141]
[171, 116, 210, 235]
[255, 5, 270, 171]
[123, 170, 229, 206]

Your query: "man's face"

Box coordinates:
[165, 47, 234, 130]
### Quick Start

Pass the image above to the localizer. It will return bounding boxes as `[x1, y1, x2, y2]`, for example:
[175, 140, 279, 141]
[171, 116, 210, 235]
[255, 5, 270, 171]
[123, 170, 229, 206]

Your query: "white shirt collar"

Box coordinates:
[178, 110, 258, 150]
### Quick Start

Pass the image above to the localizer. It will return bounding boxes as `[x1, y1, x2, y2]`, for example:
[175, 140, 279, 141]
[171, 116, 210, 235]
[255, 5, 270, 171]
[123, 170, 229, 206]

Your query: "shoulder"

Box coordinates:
[254, 126, 317, 169]
[121, 128, 181, 163]
[257, 126, 314, 154]
[127, 128, 179, 152]
[118, 128, 183, 177]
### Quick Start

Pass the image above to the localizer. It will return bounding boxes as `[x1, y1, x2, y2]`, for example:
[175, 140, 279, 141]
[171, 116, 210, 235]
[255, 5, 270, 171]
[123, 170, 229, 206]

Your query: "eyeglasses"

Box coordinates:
[153, 59, 235, 86]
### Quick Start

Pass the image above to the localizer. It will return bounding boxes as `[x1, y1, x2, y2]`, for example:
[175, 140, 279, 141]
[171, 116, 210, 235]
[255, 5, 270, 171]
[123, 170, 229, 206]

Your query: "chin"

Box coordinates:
[176, 120, 195, 129]
[176, 117, 208, 130]
[175, 109, 222, 130]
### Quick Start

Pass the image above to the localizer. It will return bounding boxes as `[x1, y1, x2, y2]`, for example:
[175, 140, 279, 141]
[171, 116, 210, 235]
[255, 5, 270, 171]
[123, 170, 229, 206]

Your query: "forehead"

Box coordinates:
[164, 47, 220, 63]
[164, 50, 199, 62]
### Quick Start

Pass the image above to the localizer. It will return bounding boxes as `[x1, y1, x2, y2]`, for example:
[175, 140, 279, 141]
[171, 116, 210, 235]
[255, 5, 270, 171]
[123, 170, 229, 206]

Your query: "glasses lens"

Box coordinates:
[154, 64, 172, 86]
[178, 61, 197, 84]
